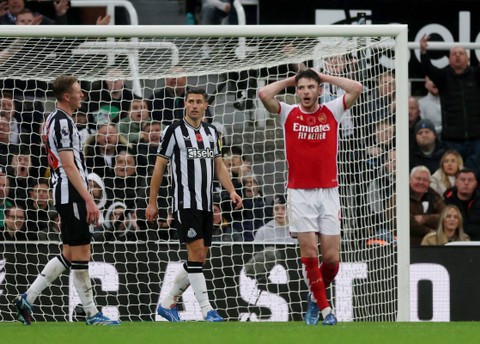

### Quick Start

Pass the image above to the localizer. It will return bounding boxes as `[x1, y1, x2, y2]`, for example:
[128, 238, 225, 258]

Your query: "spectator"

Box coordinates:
[211, 196, 235, 242]
[219, 146, 252, 197]
[72, 106, 95, 144]
[0, 173, 14, 230]
[117, 98, 150, 145]
[0, 113, 16, 168]
[95, 201, 141, 242]
[200, 0, 231, 25]
[0, 205, 27, 241]
[321, 53, 359, 138]
[368, 71, 396, 124]
[420, 35, 480, 163]
[103, 150, 154, 237]
[419, 76, 442, 134]
[6, 146, 42, 210]
[0, 0, 69, 25]
[254, 194, 296, 244]
[87, 172, 108, 228]
[24, 177, 53, 240]
[184, 0, 201, 24]
[198, 0, 238, 62]
[408, 96, 421, 145]
[15, 96, 45, 155]
[149, 65, 187, 126]
[230, 174, 269, 241]
[421, 204, 470, 245]
[366, 149, 397, 245]
[135, 121, 171, 236]
[136, 120, 163, 176]
[15, 7, 34, 24]
[104, 150, 146, 212]
[430, 149, 463, 196]
[38, 209, 61, 241]
[365, 119, 395, 170]
[0, 90, 19, 144]
[409, 119, 445, 174]
[84, 123, 130, 179]
[409, 165, 445, 246]
[0, 0, 7, 16]
[83, 67, 135, 124]
[444, 168, 480, 241]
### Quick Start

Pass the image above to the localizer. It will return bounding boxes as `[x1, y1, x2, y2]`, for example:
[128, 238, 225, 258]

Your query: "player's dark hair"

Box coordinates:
[295, 69, 321, 85]
[185, 86, 208, 101]
[52, 75, 78, 101]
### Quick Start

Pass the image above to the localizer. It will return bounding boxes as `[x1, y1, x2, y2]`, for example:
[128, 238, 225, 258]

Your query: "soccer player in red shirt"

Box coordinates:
[259, 68, 363, 325]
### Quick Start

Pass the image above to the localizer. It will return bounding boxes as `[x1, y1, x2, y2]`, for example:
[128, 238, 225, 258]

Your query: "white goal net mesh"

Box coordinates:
[0, 27, 400, 322]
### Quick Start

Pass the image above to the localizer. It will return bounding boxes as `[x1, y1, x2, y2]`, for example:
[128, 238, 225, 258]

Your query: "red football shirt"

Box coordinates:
[278, 96, 347, 189]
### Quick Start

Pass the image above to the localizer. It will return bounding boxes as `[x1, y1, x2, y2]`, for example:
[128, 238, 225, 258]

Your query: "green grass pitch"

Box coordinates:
[0, 322, 479, 344]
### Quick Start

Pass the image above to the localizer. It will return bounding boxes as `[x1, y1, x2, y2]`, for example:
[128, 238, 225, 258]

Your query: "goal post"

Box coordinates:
[0, 24, 409, 322]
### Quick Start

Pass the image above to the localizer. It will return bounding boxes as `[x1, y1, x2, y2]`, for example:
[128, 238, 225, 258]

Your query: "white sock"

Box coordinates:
[187, 262, 212, 318]
[321, 307, 332, 319]
[26, 255, 70, 304]
[72, 261, 98, 318]
[161, 263, 190, 309]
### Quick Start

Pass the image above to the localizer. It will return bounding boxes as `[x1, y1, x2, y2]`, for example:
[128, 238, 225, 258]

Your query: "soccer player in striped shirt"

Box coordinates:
[15, 75, 119, 326]
[146, 87, 242, 322]
[259, 68, 363, 325]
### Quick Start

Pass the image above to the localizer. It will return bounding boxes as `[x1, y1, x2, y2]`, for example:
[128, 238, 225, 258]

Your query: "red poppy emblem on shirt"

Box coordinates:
[195, 133, 203, 142]
[306, 116, 316, 126]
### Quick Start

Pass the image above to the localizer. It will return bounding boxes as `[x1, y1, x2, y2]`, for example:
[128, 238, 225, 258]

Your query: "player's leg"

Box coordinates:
[70, 244, 119, 326]
[297, 232, 329, 325]
[186, 241, 222, 321]
[319, 233, 340, 288]
[316, 187, 341, 325]
[182, 209, 222, 322]
[157, 262, 190, 322]
[318, 234, 340, 325]
[70, 244, 98, 318]
[288, 188, 328, 325]
[26, 253, 71, 305]
[14, 253, 71, 325]
[62, 202, 119, 325]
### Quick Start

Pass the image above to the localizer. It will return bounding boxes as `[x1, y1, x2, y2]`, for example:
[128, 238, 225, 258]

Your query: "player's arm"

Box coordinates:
[317, 72, 363, 109]
[258, 76, 296, 114]
[58, 150, 99, 224]
[146, 155, 169, 221]
[214, 156, 242, 210]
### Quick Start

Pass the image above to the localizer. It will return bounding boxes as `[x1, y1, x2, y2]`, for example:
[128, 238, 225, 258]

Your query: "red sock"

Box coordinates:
[301, 257, 329, 310]
[320, 261, 339, 288]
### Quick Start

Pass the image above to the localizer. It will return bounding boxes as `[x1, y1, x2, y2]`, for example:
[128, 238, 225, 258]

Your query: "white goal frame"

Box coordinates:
[0, 24, 410, 321]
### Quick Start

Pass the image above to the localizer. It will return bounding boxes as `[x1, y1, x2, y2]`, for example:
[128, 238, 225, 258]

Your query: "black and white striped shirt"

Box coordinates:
[42, 108, 88, 205]
[158, 119, 221, 212]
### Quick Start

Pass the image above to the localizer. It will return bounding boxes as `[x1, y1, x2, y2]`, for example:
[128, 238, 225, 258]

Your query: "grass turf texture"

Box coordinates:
[0, 322, 479, 344]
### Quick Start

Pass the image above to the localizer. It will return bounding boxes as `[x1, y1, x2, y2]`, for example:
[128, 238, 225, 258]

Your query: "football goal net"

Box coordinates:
[0, 24, 409, 322]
